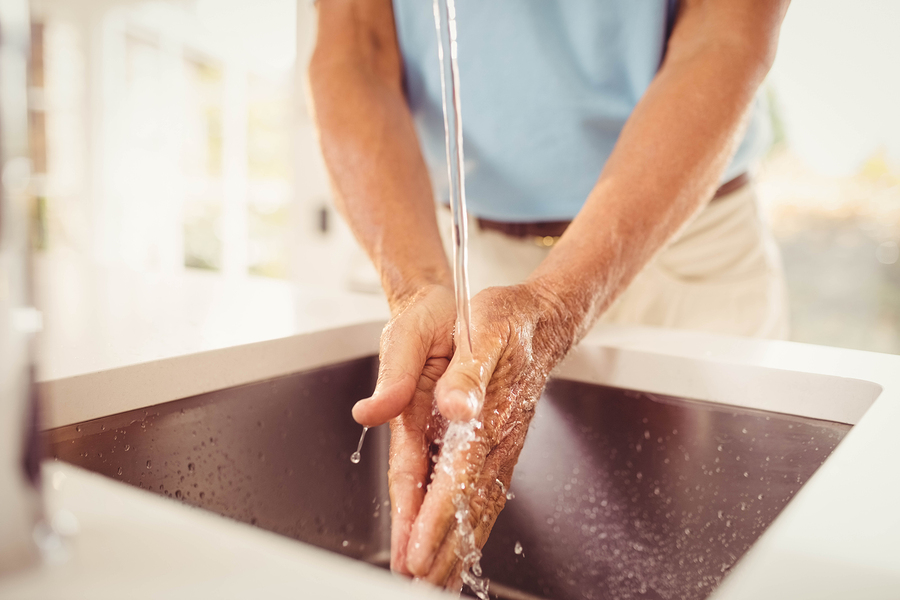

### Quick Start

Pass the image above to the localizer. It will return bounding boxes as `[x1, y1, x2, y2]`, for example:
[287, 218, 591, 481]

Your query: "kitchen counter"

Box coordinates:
[0, 461, 445, 600]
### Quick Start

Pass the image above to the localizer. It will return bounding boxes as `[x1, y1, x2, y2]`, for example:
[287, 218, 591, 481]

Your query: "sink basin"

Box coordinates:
[44, 354, 850, 600]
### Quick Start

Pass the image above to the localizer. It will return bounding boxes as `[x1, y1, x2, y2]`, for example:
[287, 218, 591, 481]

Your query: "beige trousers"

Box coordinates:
[438, 184, 790, 339]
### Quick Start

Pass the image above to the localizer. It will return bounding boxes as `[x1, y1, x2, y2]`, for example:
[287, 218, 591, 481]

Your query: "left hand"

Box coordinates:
[402, 280, 575, 589]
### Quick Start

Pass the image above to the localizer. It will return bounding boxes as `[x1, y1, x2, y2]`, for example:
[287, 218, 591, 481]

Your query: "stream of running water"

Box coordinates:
[432, 1, 487, 597]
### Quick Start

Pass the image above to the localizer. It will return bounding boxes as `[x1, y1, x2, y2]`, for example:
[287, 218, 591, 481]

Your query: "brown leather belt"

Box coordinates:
[475, 172, 750, 244]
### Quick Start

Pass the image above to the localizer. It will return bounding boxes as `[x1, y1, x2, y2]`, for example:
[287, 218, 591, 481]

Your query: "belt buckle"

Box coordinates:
[534, 235, 560, 247]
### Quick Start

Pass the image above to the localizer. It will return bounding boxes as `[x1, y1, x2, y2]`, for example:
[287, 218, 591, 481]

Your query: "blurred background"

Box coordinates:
[21, 0, 900, 378]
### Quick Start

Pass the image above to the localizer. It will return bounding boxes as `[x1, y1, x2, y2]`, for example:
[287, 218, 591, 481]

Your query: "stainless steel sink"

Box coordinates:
[44, 356, 849, 600]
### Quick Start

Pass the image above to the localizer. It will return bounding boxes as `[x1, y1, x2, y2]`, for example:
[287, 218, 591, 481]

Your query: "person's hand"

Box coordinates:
[351, 283, 457, 575]
[402, 281, 574, 590]
[354, 278, 575, 591]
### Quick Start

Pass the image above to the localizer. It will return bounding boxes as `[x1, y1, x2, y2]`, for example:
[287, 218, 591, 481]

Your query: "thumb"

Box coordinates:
[352, 318, 431, 427]
[434, 336, 502, 422]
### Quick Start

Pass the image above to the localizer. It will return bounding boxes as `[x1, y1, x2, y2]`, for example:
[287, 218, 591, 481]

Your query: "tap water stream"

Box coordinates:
[432, 1, 488, 597]
[433, 0, 473, 355]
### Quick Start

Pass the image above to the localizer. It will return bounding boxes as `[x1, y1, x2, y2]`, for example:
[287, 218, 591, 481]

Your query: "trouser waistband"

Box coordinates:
[471, 172, 750, 243]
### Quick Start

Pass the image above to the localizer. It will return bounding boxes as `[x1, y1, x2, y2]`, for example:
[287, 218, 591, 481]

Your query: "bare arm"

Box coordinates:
[530, 0, 790, 339]
[308, 0, 451, 307]
[310, 2, 459, 576]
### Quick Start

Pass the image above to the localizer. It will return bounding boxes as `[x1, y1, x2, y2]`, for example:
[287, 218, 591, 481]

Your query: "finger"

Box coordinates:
[406, 420, 489, 576]
[420, 526, 460, 586]
[353, 318, 432, 427]
[422, 435, 516, 585]
[388, 416, 430, 575]
[446, 567, 463, 594]
[434, 332, 504, 422]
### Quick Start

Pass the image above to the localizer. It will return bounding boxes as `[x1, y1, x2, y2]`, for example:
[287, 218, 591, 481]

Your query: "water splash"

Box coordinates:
[350, 426, 369, 464]
[437, 420, 489, 599]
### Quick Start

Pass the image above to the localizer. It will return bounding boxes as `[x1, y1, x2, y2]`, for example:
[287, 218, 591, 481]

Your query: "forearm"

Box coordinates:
[530, 0, 788, 342]
[309, 5, 451, 310]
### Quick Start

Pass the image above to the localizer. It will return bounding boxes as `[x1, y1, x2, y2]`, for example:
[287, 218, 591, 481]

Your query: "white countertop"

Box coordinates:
[0, 462, 446, 600]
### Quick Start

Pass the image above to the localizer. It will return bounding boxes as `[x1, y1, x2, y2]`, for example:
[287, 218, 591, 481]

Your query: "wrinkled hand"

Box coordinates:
[352, 281, 573, 591]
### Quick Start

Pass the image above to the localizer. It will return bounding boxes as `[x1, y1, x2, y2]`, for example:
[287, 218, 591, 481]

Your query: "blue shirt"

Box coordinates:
[392, 0, 771, 222]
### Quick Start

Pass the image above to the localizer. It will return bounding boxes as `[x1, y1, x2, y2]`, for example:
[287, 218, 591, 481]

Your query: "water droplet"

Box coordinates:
[124, 444, 131, 452]
[350, 426, 368, 464]
[146, 460, 152, 469]
[188, 463, 195, 472]
[75, 425, 82, 432]
[175, 490, 182, 499]
[117, 467, 123, 476]
[514, 541, 523, 555]
[342, 540, 349, 547]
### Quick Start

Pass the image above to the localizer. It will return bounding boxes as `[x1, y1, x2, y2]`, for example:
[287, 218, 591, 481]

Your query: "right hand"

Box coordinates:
[351, 284, 457, 575]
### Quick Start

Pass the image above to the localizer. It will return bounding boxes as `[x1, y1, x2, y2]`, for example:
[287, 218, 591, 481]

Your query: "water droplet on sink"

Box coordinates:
[146, 460, 152, 469]
[124, 444, 131, 451]
[117, 467, 123, 476]
[342, 540, 349, 547]
[514, 541, 523, 555]
[350, 452, 361, 464]
[188, 463, 195, 472]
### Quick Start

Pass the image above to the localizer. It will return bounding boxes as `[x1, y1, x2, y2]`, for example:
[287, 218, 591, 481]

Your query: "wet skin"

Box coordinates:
[352, 282, 573, 588]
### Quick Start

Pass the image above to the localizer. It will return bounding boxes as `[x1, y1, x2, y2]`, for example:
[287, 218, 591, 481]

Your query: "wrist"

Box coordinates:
[526, 272, 603, 347]
[384, 269, 453, 315]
